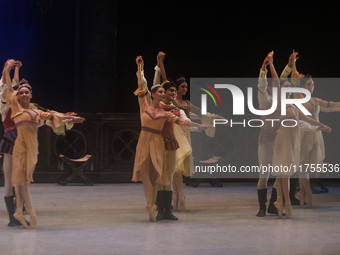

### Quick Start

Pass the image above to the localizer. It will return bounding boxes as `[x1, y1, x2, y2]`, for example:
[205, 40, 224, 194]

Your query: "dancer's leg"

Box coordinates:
[257, 143, 272, 216]
[273, 178, 283, 219]
[163, 151, 178, 220]
[140, 157, 157, 221]
[21, 184, 37, 228]
[176, 173, 186, 211]
[298, 171, 312, 208]
[172, 171, 180, 211]
[282, 177, 291, 218]
[3, 154, 14, 197]
[13, 185, 27, 228]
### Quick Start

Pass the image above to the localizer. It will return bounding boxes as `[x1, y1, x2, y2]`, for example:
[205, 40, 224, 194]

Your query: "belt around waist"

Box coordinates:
[141, 126, 162, 134]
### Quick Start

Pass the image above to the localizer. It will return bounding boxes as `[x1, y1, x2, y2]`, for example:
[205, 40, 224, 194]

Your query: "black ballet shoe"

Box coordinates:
[256, 189, 267, 217]
[163, 191, 178, 220]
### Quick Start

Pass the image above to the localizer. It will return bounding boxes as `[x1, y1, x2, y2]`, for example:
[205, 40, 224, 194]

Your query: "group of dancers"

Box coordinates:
[0, 59, 85, 229]
[132, 50, 339, 221]
[255, 50, 339, 219]
[1, 50, 339, 226]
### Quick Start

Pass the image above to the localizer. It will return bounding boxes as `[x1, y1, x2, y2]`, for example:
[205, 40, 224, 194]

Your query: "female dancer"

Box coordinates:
[291, 54, 340, 208]
[267, 52, 331, 219]
[132, 56, 190, 222]
[0, 59, 21, 226]
[3, 60, 84, 228]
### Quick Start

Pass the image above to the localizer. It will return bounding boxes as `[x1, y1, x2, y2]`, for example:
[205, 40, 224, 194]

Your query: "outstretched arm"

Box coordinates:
[297, 108, 331, 132]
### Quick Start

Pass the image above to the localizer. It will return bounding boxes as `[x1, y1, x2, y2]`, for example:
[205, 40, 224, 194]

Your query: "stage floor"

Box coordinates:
[0, 182, 339, 255]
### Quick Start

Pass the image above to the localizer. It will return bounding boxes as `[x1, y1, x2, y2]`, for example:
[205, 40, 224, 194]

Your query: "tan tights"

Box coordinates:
[14, 184, 34, 214]
[158, 151, 176, 191]
[140, 156, 158, 206]
[3, 153, 14, 197]
[172, 171, 183, 197]
[273, 176, 290, 204]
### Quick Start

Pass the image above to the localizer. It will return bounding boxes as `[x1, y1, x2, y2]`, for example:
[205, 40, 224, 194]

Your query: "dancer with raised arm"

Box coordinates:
[3, 60, 84, 229]
[267, 52, 331, 219]
[291, 52, 340, 208]
[132, 56, 190, 222]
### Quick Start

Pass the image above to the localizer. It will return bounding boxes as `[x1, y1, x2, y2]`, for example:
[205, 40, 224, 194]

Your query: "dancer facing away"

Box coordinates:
[3, 60, 85, 229]
[132, 56, 190, 222]
[291, 52, 340, 208]
[267, 52, 331, 219]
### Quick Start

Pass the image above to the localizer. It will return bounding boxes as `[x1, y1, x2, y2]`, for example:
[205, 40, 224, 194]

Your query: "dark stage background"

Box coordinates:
[0, 0, 340, 183]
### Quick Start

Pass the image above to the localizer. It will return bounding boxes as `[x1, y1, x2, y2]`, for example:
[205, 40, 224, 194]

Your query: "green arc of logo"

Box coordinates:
[198, 87, 217, 106]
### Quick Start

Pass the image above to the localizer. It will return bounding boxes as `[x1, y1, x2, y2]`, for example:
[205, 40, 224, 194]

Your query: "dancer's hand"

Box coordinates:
[158, 51, 166, 62]
[198, 123, 212, 131]
[267, 51, 274, 64]
[14, 61, 22, 69]
[317, 125, 332, 133]
[262, 56, 270, 71]
[65, 112, 77, 116]
[135, 56, 143, 66]
[68, 116, 85, 123]
[288, 49, 299, 68]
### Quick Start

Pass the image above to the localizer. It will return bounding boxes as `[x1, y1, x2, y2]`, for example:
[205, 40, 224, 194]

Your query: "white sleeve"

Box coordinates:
[298, 120, 318, 132]
[153, 65, 161, 86]
[0, 79, 10, 119]
[257, 68, 271, 109]
[180, 109, 189, 120]
[280, 65, 292, 79]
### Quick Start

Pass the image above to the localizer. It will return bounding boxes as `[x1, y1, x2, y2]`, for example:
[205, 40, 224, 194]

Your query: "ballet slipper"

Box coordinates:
[296, 192, 305, 208]
[13, 211, 28, 228]
[305, 195, 313, 209]
[30, 210, 37, 229]
[284, 200, 292, 219]
[179, 194, 186, 212]
[172, 194, 178, 211]
[274, 197, 283, 219]
[146, 204, 157, 222]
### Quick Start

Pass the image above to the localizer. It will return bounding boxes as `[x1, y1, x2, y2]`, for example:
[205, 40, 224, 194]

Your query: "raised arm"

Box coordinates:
[13, 61, 22, 84]
[3, 60, 17, 94]
[257, 55, 271, 109]
[153, 52, 162, 86]
[136, 56, 143, 89]
[158, 51, 167, 83]
[281, 50, 298, 79]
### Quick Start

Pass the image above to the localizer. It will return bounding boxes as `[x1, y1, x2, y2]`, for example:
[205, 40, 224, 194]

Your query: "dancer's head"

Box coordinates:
[300, 74, 314, 94]
[151, 84, 165, 102]
[175, 77, 188, 97]
[162, 81, 177, 102]
[280, 80, 292, 98]
[16, 83, 32, 105]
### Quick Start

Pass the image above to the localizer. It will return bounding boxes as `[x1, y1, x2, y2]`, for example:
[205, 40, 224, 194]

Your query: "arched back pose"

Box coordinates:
[132, 56, 190, 222]
[3, 61, 84, 229]
[291, 53, 340, 208]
